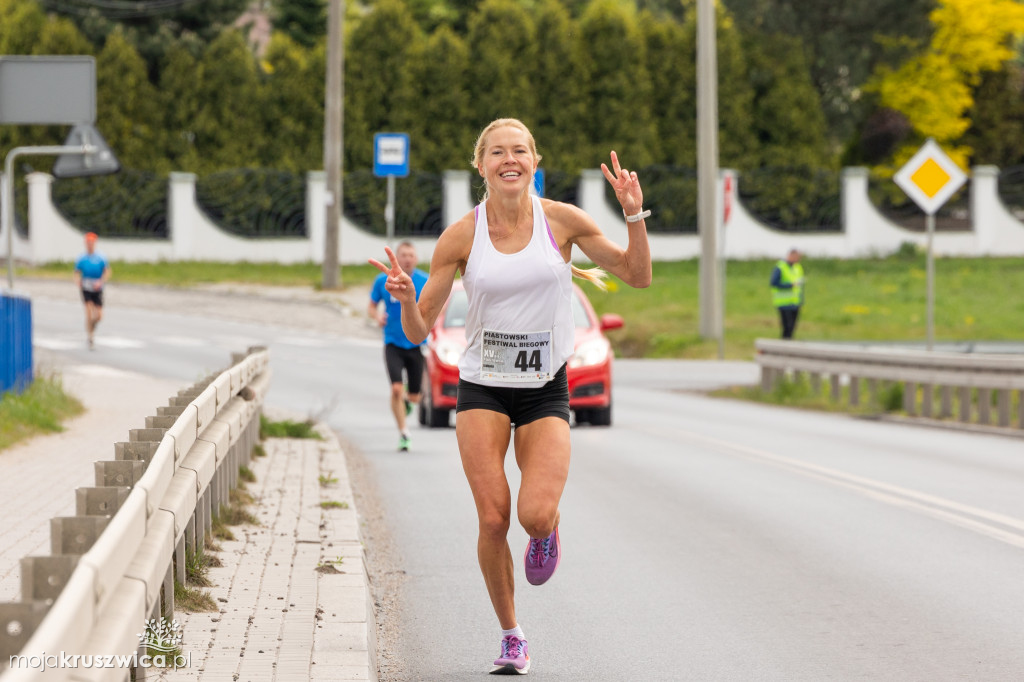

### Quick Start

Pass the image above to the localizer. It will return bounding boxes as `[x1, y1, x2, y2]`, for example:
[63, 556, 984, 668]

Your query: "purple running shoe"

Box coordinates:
[524, 527, 560, 586]
[491, 635, 530, 675]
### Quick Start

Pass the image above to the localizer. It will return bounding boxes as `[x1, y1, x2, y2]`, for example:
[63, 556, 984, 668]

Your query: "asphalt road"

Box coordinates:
[29, 295, 1024, 681]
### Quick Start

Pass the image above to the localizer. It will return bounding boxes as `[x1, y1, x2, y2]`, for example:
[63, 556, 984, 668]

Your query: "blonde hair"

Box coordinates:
[471, 118, 608, 290]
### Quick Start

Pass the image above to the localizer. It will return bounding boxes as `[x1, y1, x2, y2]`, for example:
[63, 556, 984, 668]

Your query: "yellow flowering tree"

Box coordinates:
[868, 0, 1024, 171]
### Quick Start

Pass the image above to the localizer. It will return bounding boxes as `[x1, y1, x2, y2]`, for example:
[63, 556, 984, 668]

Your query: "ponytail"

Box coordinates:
[571, 264, 608, 291]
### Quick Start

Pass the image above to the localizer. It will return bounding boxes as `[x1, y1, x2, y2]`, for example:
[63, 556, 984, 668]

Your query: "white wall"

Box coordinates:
[3, 165, 1024, 266]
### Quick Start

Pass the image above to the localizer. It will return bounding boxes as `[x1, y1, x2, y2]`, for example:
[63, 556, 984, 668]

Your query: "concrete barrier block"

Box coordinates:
[168, 396, 191, 407]
[80, 492, 147, 613]
[51, 516, 110, 555]
[145, 415, 177, 429]
[20, 556, 79, 604]
[155, 405, 186, 418]
[114, 441, 160, 465]
[75, 487, 130, 516]
[158, 471, 198, 544]
[179, 440, 216, 496]
[124, 510, 175, 615]
[166, 404, 198, 460]
[67, 578, 146, 682]
[211, 374, 231, 408]
[94, 460, 145, 488]
[129, 428, 166, 443]
[192, 385, 217, 431]
[134, 439, 175, 519]
[0, 601, 50, 670]
[229, 365, 243, 392]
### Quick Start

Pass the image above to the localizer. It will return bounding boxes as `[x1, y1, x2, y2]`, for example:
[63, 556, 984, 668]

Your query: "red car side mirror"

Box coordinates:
[599, 313, 624, 331]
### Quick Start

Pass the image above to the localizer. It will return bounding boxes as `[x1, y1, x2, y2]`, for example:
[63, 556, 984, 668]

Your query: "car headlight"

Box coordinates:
[435, 339, 464, 366]
[568, 338, 610, 368]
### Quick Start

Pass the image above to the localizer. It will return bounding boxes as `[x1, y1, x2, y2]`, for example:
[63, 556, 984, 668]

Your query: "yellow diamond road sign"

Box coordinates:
[893, 138, 968, 215]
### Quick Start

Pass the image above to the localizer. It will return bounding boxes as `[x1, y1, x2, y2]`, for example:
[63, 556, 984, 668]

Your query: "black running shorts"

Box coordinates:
[384, 344, 424, 394]
[456, 364, 570, 426]
[81, 289, 104, 307]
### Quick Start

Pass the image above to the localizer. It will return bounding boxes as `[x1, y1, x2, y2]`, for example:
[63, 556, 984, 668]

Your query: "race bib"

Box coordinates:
[480, 329, 553, 382]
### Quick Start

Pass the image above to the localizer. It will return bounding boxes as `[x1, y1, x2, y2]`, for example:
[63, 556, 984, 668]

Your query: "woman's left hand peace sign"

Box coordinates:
[368, 246, 416, 304]
[601, 151, 644, 216]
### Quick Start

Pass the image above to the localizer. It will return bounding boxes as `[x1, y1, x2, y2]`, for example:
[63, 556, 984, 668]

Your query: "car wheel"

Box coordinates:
[420, 374, 451, 428]
[428, 406, 450, 428]
[573, 409, 590, 425]
[589, 401, 612, 427]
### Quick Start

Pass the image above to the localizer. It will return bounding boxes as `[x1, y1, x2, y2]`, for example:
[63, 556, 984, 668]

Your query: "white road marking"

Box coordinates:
[675, 428, 1024, 551]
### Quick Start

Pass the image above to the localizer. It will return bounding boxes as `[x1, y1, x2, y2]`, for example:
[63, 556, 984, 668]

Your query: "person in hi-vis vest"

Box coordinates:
[771, 249, 804, 339]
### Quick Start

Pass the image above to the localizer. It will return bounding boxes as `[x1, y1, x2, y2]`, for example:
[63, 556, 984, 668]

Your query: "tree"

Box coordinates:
[191, 30, 265, 172]
[963, 64, 1024, 168]
[407, 26, 474, 173]
[574, 0, 656, 168]
[273, 0, 326, 47]
[96, 27, 163, 170]
[867, 0, 1024, 170]
[259, 32, 325, 171]
[465, 0, 538, 131]
[723, 0, 936, 149]
[345, 0, 424, 169]
[639, 9, 695, 166]
[530, 0, 590, 172]
[158, 44, 203, 172]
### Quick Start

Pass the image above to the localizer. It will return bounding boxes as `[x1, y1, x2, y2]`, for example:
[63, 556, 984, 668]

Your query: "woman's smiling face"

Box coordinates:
[478, 125, 538, 195]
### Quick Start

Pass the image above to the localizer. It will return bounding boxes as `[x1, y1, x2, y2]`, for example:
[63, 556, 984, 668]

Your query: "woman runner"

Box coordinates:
[369, 118, 651, 675]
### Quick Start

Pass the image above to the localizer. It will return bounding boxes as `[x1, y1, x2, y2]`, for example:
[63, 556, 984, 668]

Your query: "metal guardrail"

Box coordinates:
[0, 346, 270, 681]
[756, 339, 1024, 428]
[0, 290, 32, 394]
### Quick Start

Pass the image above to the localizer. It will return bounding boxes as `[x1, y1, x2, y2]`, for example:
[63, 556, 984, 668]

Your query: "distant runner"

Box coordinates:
[370, 118, 652, 675]
[368, 240, 428, 452]
[74, 232, 111, 349]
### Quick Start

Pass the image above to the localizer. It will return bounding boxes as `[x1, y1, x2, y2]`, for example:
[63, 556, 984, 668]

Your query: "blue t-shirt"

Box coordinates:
[371, 268, 429, 348]
[75, 252, 109, 290]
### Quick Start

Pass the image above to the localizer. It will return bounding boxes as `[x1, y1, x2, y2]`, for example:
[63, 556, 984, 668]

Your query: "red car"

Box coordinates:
[419, 280, 623, 428]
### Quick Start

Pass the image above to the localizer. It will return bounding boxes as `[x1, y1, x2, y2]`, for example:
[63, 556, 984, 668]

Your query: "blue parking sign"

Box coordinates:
[373, 133, 410, 178]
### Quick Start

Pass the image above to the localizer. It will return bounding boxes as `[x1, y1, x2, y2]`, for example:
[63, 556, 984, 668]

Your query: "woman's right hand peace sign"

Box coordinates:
[368, 246, 416, 304]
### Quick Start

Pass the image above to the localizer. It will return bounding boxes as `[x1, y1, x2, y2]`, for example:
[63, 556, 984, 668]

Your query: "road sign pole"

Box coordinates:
[386, 174, 395, 244]
[5, 144, 95, 288]
[926, 212, 935, 351]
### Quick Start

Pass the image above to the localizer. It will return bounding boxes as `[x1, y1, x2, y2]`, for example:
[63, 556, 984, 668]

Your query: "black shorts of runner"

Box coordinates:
[384, 344, 424, 393]
[456, 364, 570, 426]
[81, 289, 103, 307]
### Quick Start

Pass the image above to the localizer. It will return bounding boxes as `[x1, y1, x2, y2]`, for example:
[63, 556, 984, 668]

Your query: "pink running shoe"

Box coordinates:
[491, 635, 530, 675]
[524, 527, 560, 586]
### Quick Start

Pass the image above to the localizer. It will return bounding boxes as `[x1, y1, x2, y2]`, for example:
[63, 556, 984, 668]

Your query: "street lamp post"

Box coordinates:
[697, 0, 722, 350]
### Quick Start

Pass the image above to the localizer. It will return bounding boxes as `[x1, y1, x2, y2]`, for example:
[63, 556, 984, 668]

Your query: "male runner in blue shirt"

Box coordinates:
[368, 241, 428, 451]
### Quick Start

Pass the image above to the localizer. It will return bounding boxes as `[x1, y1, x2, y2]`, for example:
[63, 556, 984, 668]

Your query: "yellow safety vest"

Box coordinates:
[772, 261, 804, 308]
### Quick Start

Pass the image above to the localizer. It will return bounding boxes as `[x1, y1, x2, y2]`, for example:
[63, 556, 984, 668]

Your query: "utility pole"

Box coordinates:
[322, 0, 344, 289]
[697, 0, 722, 345]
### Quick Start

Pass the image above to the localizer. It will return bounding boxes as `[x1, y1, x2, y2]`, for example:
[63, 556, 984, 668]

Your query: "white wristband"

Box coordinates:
[624, 209, 651, 223]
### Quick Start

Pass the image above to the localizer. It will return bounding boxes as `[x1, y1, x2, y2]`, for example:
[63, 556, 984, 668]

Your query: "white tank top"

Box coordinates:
[458, 195, 575, 388]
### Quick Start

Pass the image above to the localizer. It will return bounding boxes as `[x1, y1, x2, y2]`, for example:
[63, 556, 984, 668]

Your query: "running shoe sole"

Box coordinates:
[489, 660, 531, 675]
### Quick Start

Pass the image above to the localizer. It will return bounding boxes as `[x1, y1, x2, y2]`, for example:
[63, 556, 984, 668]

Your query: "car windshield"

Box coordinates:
[444, 287, 592, 329]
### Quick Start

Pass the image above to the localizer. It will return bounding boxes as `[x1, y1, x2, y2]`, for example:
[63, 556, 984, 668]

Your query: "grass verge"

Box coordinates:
[0, 375, 84, 451]
[260, 414, 322, 439]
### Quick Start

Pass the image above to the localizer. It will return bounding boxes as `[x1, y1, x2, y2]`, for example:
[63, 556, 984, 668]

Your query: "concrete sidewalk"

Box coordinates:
[0, 351, 377, 682]
[153, 428, 376, 682]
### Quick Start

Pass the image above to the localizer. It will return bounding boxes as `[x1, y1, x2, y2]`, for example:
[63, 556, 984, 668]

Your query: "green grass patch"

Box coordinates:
[0, 375, 84, 451]
[238, 465, 256, 483]
[18, 260, 381, 289]
[260, 414, 322, 439]
[318, 472, 339, 486]
[320, 500, 349, 509]
[252, 443, 267, 458]
[581, 255, 1024, 359]
[174, 580, 217, 612]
